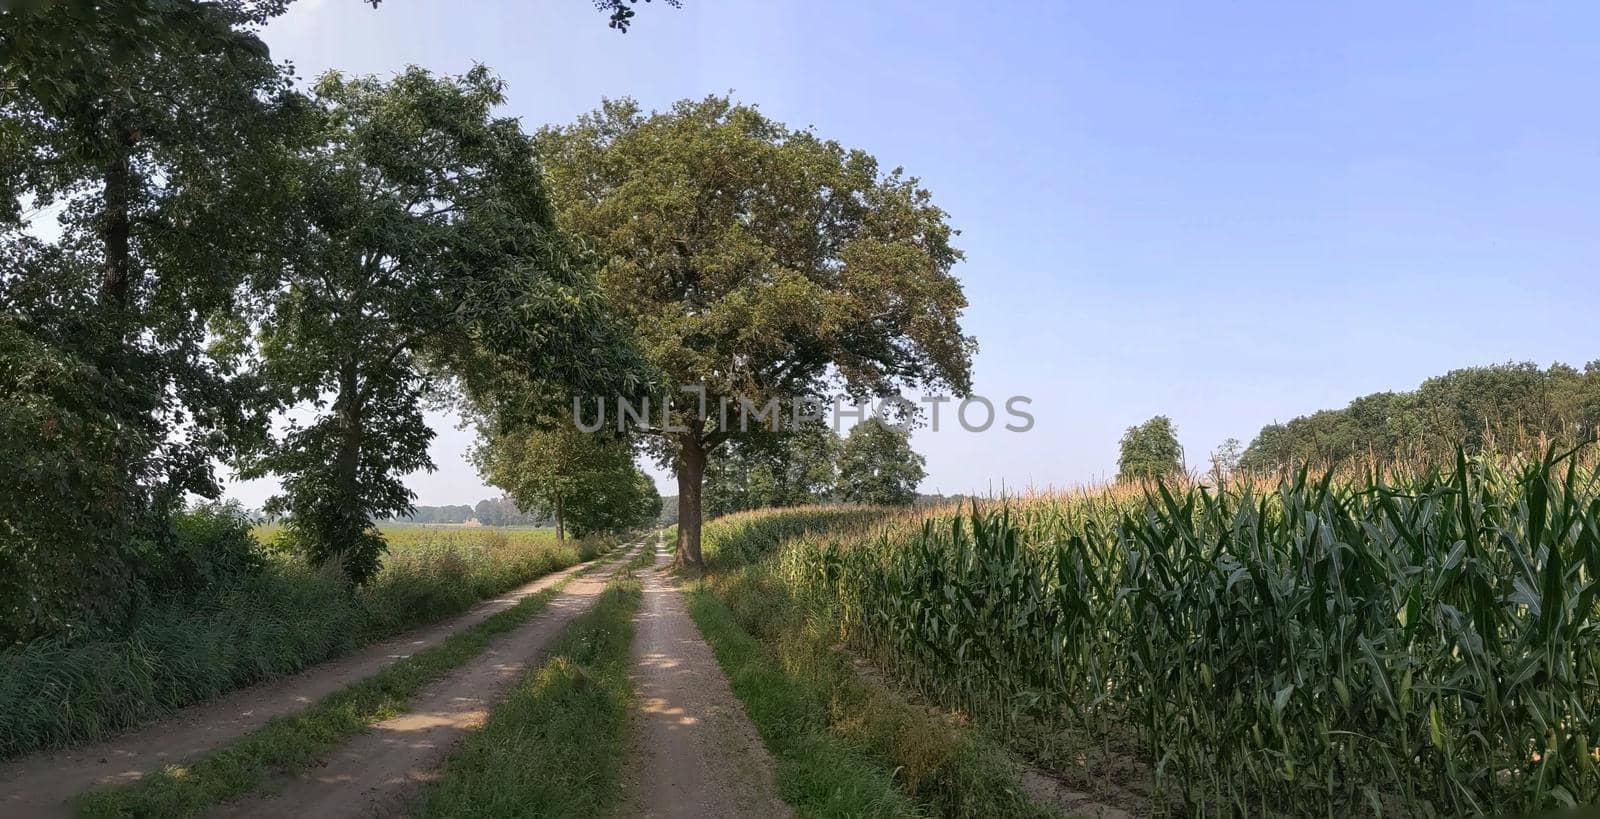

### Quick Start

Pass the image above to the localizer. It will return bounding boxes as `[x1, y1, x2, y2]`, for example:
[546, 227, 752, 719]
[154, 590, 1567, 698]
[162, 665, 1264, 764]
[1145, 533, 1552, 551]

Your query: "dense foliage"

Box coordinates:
[704, 422, 841, 517]
[236, 66, 626, 583]
[1117, 414, 1183, 482]
[475, 423, 660, 539]
[1, 0, 298, 644]
[1242, 361, 1600, 471]
[4, 0, 650, 645]
[836, 420, 926, 505]
[731, 450, 1600, 815]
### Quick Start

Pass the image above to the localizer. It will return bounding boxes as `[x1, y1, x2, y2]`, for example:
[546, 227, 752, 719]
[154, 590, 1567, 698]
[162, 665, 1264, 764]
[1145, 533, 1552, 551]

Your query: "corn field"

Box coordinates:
[747, 450, 1600, 815]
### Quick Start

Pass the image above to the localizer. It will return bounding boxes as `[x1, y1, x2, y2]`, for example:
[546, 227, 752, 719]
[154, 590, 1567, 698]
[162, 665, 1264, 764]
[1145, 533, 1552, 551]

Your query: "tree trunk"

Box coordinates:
[333, 359, 364, 518]
[555, 494, 565, 543]
[675, 435, 706, 570]
[98, 121, 138, 316]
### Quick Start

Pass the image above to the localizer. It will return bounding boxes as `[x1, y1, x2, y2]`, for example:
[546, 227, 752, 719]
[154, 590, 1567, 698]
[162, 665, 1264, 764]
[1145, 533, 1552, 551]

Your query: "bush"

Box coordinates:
[143, 502, 265, 600]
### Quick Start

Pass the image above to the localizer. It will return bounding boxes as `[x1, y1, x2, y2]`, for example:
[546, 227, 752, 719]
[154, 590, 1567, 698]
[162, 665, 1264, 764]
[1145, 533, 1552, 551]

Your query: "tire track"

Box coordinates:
[211, 542, 644, 818]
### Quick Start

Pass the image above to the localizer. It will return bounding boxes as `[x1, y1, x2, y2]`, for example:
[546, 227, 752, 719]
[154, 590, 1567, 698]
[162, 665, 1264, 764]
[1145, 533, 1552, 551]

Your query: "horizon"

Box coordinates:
[217, 0, 1600, 509]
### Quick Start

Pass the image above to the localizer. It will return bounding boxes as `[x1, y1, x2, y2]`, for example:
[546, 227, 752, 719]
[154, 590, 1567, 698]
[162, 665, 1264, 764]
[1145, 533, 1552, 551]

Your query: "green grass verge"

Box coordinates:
[685, 582, 922, 817]
[411, 571, 643, 817]
[690, 560, 1058, 819]
[74, 548, 631, 818]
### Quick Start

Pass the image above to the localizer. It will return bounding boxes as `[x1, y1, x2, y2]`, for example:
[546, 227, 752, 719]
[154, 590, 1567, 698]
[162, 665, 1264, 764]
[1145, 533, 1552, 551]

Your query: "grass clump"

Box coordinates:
[412, 570, 643, 817]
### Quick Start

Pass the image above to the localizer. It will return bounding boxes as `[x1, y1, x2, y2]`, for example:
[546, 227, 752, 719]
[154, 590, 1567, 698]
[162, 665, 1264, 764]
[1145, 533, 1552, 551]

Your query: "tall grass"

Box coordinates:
[0, 526, 612, 758]
[413, 569, 644, 818]
[742, 450, 1600, 815]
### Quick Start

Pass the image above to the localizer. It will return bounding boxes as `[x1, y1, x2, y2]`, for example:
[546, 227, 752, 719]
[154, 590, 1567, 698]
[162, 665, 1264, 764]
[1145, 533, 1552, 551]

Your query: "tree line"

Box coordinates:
[1113, 361, 1600, 485]
[2, 1, 974, 643]
[1239, 361, 1600, 471]
[701, 419, 928, 517]
[394, 496, 626, 528]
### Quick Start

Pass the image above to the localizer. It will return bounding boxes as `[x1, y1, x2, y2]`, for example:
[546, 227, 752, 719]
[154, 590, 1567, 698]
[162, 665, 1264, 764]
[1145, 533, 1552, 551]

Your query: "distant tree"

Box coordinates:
[837, 421, 926, 506]
[656, 495, 680, 528]
[1209, 437, 1244, 482]
[704, 422, 841, 517]
[536, 96, 974, 568]
[1118, 416, 1183, 483]
[475, 424, 646, 541]
[473, 498, 515, 527]
[404, 505, 478, 524]
[1238, 361, 1600, 471]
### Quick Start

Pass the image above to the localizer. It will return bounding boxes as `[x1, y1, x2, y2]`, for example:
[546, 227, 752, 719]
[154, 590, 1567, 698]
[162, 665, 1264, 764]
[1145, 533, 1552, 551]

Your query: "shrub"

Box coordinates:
[143, 501, 265, 599]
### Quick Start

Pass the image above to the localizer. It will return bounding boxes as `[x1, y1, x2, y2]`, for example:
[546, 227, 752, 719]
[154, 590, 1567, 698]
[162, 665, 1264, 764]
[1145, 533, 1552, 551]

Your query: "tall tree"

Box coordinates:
[836, 420, 925, 506]
[535, 96, 974, 568]
[239, 67, 623, 582]
[1, 0, 298, 640]
[1117, 415, 1183, 483]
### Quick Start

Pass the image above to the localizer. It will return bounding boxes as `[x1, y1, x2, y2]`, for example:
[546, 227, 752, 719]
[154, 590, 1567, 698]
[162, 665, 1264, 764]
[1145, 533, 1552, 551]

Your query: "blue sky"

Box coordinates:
[234, 0, 1600, 506]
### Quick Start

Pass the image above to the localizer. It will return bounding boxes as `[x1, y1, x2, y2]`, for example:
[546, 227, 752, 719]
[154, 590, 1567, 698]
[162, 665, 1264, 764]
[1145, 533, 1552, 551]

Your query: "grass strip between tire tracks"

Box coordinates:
[74, 544, 637, 818]
[685, 582, 923, 817]
[411, 565, 646, 817]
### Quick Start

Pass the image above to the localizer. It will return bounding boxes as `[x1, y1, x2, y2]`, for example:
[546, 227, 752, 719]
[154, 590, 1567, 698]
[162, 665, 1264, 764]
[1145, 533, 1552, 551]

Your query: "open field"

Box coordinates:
[253, 521, 561, 550]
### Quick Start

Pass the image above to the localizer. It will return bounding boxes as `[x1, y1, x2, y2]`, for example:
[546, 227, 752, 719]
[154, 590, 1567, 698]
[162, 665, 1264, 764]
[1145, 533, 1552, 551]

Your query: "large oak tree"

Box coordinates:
[535, 96, 975, 567]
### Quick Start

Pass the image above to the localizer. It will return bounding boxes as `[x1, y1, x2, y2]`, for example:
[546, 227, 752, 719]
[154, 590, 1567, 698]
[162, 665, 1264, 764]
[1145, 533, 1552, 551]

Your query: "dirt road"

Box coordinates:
[614, 543, 791, 819]
[214, 542, 642, 818]
[0, 549, 618, 817]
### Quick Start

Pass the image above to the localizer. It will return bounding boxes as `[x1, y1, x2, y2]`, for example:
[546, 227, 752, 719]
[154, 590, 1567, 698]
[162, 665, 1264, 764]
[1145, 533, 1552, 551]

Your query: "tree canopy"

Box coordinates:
[0, 0, 678, 643]
[1117, 415, 1183, 483]
[236, 66, 626, 582]
[534, 95, 974, 567]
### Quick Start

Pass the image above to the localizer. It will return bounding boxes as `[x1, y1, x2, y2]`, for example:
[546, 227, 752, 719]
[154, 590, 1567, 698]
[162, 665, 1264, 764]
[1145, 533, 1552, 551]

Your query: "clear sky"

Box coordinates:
[229, 0, 1600, 507]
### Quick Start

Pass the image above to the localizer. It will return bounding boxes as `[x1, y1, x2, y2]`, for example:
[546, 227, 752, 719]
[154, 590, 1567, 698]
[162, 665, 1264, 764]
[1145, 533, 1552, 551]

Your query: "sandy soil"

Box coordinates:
[1021, 768, 1136, 819]
[0, 549, 616, 818]
[613, 543, 792, 819]
[211, 543, 641, 818]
